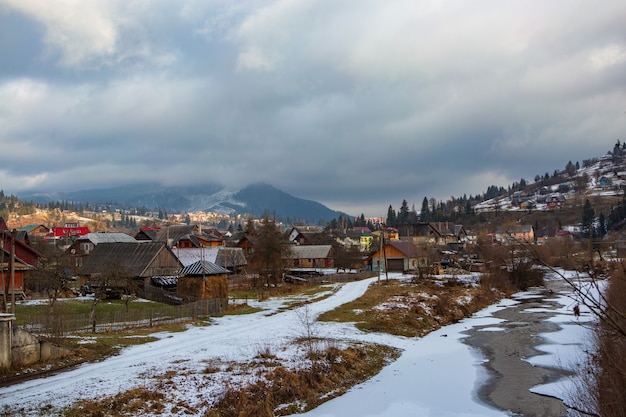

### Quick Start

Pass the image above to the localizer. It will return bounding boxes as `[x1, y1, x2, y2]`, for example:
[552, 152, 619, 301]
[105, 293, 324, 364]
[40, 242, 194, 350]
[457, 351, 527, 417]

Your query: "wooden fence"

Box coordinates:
[19, 298, 225, 336]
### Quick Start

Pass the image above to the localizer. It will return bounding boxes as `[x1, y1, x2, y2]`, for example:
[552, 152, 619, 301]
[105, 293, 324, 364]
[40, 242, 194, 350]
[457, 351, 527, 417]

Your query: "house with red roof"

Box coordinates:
[45, 223, 90, 244]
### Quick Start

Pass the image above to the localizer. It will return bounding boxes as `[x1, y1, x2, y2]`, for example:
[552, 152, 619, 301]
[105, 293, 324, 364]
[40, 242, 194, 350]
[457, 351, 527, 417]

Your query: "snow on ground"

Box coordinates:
[0, 271, 596, 416]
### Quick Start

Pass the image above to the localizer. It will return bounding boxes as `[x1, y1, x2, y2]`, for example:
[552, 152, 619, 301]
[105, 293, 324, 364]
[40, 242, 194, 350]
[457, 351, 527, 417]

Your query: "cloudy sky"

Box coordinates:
[1, 0, 625, 216]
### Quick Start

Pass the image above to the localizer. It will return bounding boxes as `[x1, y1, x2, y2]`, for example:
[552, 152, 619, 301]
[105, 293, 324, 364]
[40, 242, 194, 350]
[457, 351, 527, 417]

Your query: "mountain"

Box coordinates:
[20, 183, 347, 224]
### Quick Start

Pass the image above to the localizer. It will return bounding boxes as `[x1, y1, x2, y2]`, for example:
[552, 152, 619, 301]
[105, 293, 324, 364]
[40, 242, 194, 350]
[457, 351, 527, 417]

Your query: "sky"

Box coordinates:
[0, 271, 594, 416]
[0, 1, 625, 217]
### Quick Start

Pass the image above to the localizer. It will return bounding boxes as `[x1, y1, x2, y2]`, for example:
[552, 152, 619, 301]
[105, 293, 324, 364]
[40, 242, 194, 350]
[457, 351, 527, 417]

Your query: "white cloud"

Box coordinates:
[589, 43, 626, 71]
[2, 0, 118, 68]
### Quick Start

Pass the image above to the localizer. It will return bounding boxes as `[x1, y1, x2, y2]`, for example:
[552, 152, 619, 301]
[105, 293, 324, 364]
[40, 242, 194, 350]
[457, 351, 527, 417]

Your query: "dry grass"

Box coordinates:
[318, 277, 507, 338]
[63, 387, 166, 417]
[569, 263, 626, 417]
[208, 343, 400, 417]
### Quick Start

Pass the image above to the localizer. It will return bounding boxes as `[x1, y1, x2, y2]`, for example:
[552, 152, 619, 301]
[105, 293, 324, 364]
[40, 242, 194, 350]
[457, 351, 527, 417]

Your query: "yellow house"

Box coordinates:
[360, 234, 374, 252]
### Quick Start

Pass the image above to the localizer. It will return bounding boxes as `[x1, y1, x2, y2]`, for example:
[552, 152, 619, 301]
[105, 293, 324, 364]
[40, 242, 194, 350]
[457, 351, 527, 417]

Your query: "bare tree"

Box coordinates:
[30, 242, 73, 311]
[87, 261, 135, 331]
[333, 244, 361, 272]
[252, 213, 292, 287]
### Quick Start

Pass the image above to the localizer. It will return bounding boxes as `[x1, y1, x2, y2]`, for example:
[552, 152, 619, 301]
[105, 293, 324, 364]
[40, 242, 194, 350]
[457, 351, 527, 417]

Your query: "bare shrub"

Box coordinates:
[209, 344, 400, 417]
[569, 265, 626, 417]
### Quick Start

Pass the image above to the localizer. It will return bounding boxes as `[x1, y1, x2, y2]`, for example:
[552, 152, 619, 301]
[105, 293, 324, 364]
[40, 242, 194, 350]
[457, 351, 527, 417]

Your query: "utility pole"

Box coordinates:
[10, 230, 15, 314]
[0, 231, 5, 312]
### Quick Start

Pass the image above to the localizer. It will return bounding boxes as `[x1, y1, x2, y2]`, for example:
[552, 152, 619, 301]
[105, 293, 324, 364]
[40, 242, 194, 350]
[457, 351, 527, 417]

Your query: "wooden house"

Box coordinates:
[397, 222, 442, 245]
[369, 241, 428, 272]
[287, 227, 334, 246]
[236, 235, 258, 260]
[152, 224, 223, 248]
[0, 218, 43, 299]
[436, 222, 469, 249]
[177, 260, 229, 304]
[535, 227, 557, 245]
[134, 227, 160, 241]
[173, 247, 247, 274]
[67, 232, 137, 271]
[78, 242, 183, 298]
[285, 245, 334, 269]
[19, 224, 50, 241]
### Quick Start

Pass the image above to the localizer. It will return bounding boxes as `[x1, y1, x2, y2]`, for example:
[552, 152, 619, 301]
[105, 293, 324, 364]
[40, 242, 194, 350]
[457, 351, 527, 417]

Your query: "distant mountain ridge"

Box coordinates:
[21, 183, 348, 224]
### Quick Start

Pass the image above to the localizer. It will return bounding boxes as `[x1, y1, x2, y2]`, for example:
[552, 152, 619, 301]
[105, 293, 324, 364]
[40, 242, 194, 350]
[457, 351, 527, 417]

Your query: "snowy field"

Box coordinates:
[0, 271, 594, 416]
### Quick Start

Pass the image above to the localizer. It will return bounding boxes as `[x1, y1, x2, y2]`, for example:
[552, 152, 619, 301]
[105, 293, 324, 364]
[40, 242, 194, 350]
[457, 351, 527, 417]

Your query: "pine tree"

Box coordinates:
[398, 199, 410, 224]
[582, 199, 595, 236]
[386, 205, 397, 227]
[420, 197, 430, 222]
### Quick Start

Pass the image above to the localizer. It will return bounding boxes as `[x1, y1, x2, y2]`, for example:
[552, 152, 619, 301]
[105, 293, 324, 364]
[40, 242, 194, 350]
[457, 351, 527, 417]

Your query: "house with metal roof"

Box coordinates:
[177, 260, 229, 304]
[285, 244, 334, 269]
[78, 242, 183, 299]
[67, 232, 138, 272]
[150, 224, 223, 248]
[368, 240, 429, 273]
[173, 247, 247, 273]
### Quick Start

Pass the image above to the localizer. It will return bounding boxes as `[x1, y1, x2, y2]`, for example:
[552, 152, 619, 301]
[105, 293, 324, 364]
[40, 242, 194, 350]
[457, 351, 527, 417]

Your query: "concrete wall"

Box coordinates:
[0, 315, 72, 369]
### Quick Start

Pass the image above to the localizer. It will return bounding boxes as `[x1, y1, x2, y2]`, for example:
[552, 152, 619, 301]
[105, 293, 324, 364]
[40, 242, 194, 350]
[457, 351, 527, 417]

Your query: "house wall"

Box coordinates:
[0, 270, 25, 295]
[289, 257, 333, 269]
[142, 250, 182, 277]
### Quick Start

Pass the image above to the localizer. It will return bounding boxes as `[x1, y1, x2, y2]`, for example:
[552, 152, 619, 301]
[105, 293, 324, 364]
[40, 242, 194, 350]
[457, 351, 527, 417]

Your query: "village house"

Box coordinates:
[369, 240, 428, 273]
[397, 222, 442, 245]
[495, 224, 535, 243]
[435, 222, 469, 249]
[44, 223, 90, 246]
[285, 245, 334, 269]
[78, 242, 183, 301]
[134, 227, 160, 241]
[0, 218, 43, 300]
[18, 224, 49, 241]
[173, 247, 247, 274]
[333, 230, 362, 251]
[546, 194, 566, 210]
[140, 224, 223, 248]
[66, 232, 137, 271]
[287, 226, 333, 246]
[177, 260, 229, 308]
[535, 227, 557, 245]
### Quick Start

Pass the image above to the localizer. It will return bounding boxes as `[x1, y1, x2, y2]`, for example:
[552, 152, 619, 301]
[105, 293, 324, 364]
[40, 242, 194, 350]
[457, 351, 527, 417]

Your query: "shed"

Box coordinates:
[177, 260, 229, 302]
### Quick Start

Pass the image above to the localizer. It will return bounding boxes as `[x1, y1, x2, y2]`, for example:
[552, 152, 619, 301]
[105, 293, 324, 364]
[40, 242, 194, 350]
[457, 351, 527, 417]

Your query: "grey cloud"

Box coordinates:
[0, 0, 625, 216]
